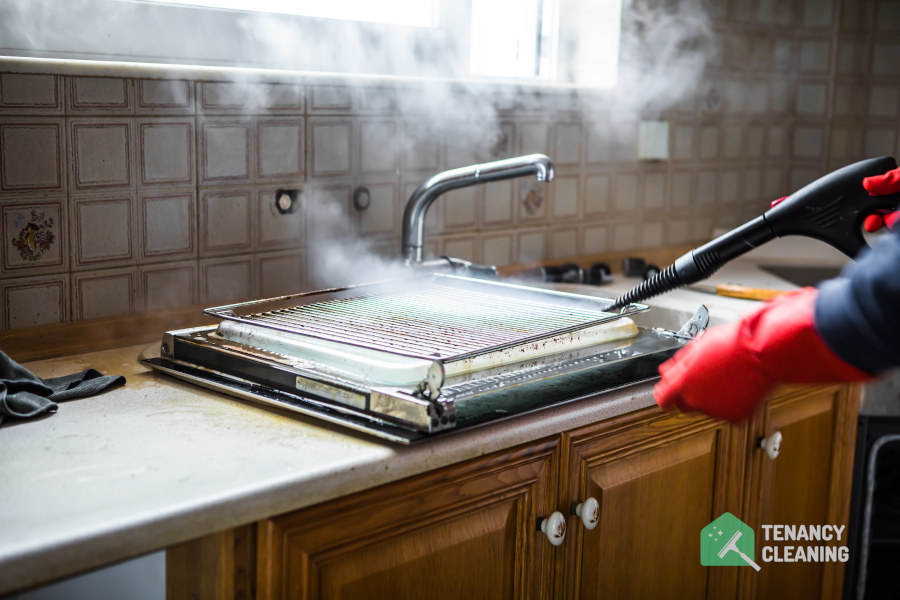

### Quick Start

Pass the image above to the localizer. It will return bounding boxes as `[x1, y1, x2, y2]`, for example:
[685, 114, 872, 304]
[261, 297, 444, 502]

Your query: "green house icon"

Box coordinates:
[701, 512, 761, 571]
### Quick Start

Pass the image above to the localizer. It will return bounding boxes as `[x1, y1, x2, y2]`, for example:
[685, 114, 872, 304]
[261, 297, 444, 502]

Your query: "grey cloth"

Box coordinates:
[0, 351, 125, 425]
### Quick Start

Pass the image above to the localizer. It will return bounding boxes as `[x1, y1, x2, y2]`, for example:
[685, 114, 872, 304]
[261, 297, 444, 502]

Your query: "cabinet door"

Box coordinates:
[561, 408, 746, 599]
[740, 384, 859, 600]
[256, 438, 560, 600]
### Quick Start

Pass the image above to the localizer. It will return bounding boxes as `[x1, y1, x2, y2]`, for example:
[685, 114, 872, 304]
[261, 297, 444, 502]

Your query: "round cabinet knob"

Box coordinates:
[573, 497, 600, 530]
[538, 511, 567, 546]
[759, 430, 783, 460]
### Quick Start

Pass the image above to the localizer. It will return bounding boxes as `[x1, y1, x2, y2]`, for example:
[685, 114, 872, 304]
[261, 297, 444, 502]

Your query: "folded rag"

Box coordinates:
[0, 351, 126, 426]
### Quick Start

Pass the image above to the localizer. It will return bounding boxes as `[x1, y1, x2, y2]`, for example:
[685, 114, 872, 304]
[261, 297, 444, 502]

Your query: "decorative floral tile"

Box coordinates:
[1, 199, 66, 276]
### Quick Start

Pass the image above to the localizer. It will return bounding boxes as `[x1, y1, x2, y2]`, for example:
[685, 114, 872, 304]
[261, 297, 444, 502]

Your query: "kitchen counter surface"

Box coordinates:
[0, 237, 851, 595]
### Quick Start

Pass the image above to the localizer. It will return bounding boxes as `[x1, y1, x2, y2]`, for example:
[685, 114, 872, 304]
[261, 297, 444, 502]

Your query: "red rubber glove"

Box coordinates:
[863, 166, 900, 232]
[654, 288, 872, 422]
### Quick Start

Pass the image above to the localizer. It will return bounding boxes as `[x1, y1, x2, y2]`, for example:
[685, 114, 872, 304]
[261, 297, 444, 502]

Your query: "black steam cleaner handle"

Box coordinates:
[611, 156, 900, 309]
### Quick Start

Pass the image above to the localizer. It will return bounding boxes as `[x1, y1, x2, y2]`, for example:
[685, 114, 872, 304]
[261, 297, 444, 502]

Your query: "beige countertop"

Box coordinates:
[0, 238, 850, 596]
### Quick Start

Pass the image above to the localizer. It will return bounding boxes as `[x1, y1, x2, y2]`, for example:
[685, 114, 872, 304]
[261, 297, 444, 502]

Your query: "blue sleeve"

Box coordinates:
[815, 228, 900, 374]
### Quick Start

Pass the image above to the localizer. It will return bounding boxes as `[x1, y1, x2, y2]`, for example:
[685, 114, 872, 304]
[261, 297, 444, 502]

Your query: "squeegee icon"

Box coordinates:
[701, 513, 761, 571]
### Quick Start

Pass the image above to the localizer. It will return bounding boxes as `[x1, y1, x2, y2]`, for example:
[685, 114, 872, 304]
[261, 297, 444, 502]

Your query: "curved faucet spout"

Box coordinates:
[401, 153, 555, 264]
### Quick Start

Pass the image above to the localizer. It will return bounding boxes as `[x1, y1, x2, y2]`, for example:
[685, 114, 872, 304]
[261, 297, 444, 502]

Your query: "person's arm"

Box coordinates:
[653, 167, 900, 422]
[816, 229, 900, 374]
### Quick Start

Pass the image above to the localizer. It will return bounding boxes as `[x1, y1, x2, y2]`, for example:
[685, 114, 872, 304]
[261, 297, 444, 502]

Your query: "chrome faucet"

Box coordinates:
[401, 153, 555, 264]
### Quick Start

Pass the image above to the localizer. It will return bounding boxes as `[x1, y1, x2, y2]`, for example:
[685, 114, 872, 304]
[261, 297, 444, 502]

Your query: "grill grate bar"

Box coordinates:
[236, 284, 619, 359]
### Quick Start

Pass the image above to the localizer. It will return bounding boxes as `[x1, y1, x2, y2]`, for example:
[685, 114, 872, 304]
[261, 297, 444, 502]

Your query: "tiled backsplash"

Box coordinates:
[1, 0, 898, 330]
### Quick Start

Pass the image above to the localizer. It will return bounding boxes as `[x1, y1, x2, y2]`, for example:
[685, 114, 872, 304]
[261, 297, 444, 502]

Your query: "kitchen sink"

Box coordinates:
[759, 264, 844, 287]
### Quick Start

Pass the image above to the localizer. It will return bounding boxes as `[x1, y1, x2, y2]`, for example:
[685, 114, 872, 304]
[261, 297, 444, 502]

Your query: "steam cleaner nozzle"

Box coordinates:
[609, 156, 900, 311]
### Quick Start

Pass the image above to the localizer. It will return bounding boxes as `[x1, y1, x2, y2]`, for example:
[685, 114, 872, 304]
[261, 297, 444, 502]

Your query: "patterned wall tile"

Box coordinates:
[793, 124, 826, 159]
[552, 175, 579, 219]
[554, 122, 583, 167]
[308, 118, 353, 178]
[670, 170, 694, 211]
[71, 267, 138, 320]
[1, 198, 67, 276]
[481, 232, 513, 267]
[864, 127, 897, 157]
[582, 224, 609, 255]
[0, 118, 65, 192]
[140, 190, 196, 262]
[0, 74, 63, 114]
[257, 188, 305, 249]
[441, 186, 479, 230]
[257, 83, 305, 114]
[401, 118, 442, 173]
[516, 180, 547, 223]
[309, 85, 354, 113]
[517, 229, 546, 263]
[643, 172, 666, 211]
[136, 79, 194, 115]
[482, 180, 514, 227]
[256, 118, 304, 182]
[441, 235, 478, 263]
[1, 274, 68, 329]
[796, 81, 828, 116]
[139, 260, 197, 312]
[357, 87, 397, 114]
[721, 170, 741, 206]
[199, 118, 252, 184]
[138, 119, 194, 187]
[69, 118, 134, 190]
[802, 0, 835, 28]
[256, 249, 305, 297]
[640, 221, 665, 248]
[584, 174, 610, 217]
[198, 82, 251, 114]
[518, 121, 551, 157]
[359, 119, 399, 176]
[868, 85, 900, 118]
[699, 124, 720, 161]
[305, 184, 354, 243]
[200, 255, 255, 305]
[585, 122, 613, 164]
[549, 227, 578, 260]
[200, 189, 253, 255]
[199, 82, 304, 114]
[70, 194, 135, 269]
[799, 40, 832, 73]
[613, 172, 639, 213]
[66, 77, 133, 115]
[356, 182, 397, 237]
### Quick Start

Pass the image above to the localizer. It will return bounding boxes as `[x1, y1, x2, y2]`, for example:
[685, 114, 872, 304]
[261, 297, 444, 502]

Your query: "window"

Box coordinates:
[0, 0, 623, 87]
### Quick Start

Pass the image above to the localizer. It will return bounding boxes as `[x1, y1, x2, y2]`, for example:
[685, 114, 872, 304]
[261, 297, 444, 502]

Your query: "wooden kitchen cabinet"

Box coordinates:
[167, 384, 859, 600]
[255, 437, 561, 600]
[738, 384, 860, 600]
[559, 407, 747, 598]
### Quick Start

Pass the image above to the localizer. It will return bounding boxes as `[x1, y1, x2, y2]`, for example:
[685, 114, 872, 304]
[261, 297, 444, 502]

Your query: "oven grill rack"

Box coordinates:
[203, 275, 646, 362]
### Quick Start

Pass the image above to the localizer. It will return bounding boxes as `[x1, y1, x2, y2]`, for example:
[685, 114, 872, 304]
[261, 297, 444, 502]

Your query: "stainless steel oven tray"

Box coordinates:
[141, 275, 708, 444]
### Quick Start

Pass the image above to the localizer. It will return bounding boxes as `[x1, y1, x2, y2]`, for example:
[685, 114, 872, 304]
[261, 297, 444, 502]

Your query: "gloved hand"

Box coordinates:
[863, 166, 900, 232]
[654, 287, 872, 422]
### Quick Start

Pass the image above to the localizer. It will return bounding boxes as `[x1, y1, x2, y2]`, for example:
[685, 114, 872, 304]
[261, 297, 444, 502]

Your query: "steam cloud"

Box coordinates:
[0, 0, 714, 293]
